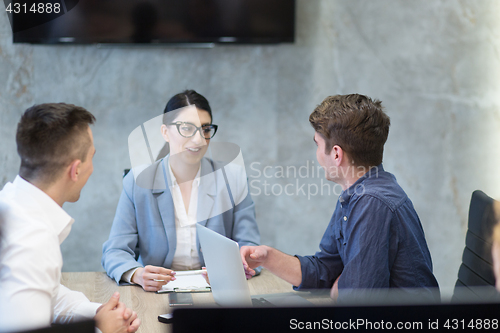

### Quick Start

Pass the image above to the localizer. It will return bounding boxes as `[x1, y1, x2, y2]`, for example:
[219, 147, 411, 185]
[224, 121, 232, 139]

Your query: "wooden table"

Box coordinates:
[61, 269, 332, 333]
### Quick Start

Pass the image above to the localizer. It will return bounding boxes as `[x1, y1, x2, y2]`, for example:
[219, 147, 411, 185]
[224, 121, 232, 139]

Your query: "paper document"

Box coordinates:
[158, 271, 211, 293]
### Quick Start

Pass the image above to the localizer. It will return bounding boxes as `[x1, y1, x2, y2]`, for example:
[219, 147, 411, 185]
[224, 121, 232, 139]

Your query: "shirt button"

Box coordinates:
[343, 216, 347, 221]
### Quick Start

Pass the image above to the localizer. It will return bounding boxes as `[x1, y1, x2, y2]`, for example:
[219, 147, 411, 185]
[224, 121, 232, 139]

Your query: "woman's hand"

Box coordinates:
[201, 267, 210, 285]
[131, 265, 176, 292]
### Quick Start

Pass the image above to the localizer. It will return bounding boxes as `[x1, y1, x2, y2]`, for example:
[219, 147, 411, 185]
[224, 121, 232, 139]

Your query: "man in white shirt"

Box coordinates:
[0, 103, 141, 333]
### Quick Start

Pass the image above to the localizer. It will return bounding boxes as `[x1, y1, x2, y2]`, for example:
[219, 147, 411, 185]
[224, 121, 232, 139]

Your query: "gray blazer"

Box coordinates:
[102, 157, 260, 283]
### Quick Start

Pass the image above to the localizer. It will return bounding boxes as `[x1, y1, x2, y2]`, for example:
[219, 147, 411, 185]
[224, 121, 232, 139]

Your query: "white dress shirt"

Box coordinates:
[0, 176, 101, 332]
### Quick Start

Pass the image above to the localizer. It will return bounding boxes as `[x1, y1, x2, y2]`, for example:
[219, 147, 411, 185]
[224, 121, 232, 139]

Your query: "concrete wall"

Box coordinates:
[2, 0, 500, 297]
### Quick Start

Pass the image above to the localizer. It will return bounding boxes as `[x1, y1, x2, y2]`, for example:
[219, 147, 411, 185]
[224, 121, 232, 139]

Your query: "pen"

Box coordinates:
[173, 270, 206, 276]
[153, 269, 206, 281]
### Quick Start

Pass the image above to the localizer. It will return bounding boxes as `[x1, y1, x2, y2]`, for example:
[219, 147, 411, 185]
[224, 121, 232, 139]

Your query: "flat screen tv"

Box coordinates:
[12, 0, 295, 45]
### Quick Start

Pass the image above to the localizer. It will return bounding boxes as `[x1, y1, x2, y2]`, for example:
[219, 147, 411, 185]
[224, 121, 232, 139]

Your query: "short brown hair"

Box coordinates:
[16, 103, 96, 184]
[309, 94, 390, 167]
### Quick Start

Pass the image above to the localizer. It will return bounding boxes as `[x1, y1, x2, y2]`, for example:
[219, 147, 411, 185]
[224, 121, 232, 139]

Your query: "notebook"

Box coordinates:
[196, 223, 312, 307]
[158, 271, 211, 293]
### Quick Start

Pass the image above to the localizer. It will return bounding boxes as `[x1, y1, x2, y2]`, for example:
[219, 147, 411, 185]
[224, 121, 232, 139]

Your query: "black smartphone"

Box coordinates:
[158, 313, 173, 324]
[168, 292, 193, 306]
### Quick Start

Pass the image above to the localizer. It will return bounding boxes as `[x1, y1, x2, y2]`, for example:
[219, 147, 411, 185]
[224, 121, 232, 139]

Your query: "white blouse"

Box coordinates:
[168, 162, 202, 271]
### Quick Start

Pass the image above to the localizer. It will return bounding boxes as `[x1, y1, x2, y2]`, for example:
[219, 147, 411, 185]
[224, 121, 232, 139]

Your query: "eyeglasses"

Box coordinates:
[168, 122, 218, 139]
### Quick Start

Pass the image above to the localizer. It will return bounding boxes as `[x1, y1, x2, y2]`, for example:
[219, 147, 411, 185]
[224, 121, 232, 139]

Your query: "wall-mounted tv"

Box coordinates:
[13, 0, 295, 45]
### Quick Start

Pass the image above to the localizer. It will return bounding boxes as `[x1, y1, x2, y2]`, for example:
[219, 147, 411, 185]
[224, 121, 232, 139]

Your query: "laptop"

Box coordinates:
[196, 223, 312, 307]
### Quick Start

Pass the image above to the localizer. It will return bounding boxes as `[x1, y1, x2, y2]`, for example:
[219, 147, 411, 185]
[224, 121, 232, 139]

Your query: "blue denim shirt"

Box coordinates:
[295, 165, 439, 299]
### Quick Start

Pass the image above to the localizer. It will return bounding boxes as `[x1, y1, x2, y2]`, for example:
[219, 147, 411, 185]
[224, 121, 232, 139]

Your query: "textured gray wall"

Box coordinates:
[2, 1, 500, 298]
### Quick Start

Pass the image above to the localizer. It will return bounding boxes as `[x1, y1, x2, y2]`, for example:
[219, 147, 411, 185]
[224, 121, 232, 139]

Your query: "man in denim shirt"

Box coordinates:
[241, 94, 439, 301]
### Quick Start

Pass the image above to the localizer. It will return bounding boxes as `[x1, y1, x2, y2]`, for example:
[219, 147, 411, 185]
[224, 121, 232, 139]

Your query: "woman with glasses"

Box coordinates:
[102, 90, 260, 291]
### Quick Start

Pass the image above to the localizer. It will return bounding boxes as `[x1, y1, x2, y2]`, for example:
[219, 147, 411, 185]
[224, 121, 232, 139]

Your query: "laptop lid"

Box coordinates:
[196, 223, 252, 307]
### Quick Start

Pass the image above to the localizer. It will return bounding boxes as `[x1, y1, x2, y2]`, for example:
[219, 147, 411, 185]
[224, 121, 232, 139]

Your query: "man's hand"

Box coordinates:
[131, 265, 175, 292]
[241, 245, 303, 286]
[240, 245, 269, 278]
[95, 292, 141, 333]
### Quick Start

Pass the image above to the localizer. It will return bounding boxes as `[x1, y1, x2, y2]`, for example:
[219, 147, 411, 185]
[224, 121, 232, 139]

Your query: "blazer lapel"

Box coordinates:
[196, 158, 217, 227]
[196, 158, 217, 265]
[153, 157, 177, 267]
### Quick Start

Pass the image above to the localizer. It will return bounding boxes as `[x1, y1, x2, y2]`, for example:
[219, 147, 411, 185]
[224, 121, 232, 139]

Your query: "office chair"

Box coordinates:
[452, 190, 499, 301]
[123, 143, 169, 178]
[123, 169, 131, 178]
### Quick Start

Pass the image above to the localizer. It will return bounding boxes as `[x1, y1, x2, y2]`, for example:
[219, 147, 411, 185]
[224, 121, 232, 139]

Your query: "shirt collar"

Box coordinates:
[339, 164, 384, 205]
[167, 158, 201, 187]
[13, 175, 74, 244]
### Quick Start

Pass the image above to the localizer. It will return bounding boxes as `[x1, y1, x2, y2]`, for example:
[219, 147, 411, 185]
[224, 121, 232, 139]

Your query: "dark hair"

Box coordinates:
[163, 90, 212, 124]
[309, 94, 390, 167]
[16, 103, 96, 184]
